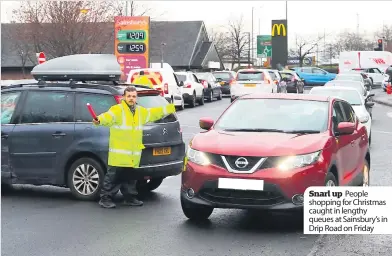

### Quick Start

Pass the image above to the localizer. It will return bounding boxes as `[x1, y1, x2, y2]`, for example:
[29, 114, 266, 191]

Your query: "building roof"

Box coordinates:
[1, 20, 221, 69]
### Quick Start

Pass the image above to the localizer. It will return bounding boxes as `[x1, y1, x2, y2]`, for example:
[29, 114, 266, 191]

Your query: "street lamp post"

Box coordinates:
[245, 32, 251, 68]
[251, 7, 254, 64]
[160, 42, 166, 68]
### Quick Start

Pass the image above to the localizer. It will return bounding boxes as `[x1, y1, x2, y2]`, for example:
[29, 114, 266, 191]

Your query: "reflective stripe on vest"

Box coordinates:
[108, 111, 116, 121]
[113, 104, 143, 130]
[109, 149, 142, 156]
[145, 109, 151, 123]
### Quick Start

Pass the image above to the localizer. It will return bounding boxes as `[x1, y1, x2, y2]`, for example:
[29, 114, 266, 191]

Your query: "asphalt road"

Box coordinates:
[2, 89, 392, 256]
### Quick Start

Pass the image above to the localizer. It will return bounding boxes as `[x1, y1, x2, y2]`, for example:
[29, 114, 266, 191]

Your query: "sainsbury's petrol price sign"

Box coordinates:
[114, 16, 150, 80]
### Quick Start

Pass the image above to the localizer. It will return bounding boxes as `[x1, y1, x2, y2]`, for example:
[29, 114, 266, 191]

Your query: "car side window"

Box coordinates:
[332, 102, 345, 132]
[268, 71, 276, 80]
[1, 91, 22, 124]
[373, 68, 381, 73]
[75, 93, 117, 122]
[20, 91, 74, 124]
[340, 101, 356, 123]
[313, 68, 326, 74]
[173, 73, 180, 86]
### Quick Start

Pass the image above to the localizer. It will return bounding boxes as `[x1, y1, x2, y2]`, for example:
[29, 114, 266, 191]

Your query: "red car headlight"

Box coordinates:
[277, 151, 322, 171]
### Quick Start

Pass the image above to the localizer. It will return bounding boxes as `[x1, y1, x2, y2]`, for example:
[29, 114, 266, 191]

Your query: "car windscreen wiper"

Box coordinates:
[223, 128, 286, 133]
[284, 130, 321, 134]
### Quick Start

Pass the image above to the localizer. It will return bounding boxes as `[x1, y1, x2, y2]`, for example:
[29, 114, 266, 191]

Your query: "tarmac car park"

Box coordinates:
[1, 54, 185, 201]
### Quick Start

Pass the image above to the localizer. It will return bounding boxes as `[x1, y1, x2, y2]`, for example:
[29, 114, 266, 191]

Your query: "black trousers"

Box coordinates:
[100, 166, 138, 199]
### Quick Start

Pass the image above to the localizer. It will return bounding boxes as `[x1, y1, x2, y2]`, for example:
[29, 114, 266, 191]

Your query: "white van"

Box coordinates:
[339, 51, 392, 74]
[127, 68, 185, 109]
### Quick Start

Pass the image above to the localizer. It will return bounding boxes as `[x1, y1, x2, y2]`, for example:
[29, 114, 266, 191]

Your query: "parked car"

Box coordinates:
[266, 69, 286, 93]
[1, 54, 186, 201]
[174, 72, 205, 107]
[229, 69, 278, 102]
[127, 68, 185, 110]
[334, 72, 371, 95]
[344, 70, 373, 90]
[212, 71, 236, 96]
[291, 67, 336, 86]
[309, 86, 374, 143]
[351, 67, 388, 87]
[325, 80, 367, 97]
[194, 72, 222, 102]
[279, 70, 305, 93]
[181, 93, 370, 220]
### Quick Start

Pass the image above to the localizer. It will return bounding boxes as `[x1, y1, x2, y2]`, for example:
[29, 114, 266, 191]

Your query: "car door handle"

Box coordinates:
[52, 132, 66, 137]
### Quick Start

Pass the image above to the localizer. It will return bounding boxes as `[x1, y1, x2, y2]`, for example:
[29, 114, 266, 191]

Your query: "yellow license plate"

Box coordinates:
[220, 81, 225, 85]
[244, 84, 256, 87]
[153, 147, 171, 156]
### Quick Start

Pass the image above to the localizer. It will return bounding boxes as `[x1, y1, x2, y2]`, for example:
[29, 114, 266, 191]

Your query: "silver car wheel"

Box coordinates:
[326, 180, 336, 186]
[72, 164, 100, 196]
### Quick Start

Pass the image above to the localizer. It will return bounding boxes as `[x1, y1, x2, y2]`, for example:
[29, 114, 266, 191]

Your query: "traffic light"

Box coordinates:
[375, 39, 383, 51]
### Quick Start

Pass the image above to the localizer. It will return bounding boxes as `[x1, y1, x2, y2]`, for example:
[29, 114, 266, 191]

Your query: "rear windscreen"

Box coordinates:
[213, 72, 232, 80]
[237, 72, 264, 81]
[175, 74, 187, 82]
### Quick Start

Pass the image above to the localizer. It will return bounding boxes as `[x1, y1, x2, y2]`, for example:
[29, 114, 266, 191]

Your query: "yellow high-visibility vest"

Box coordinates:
[97, 100, 176, 168]
[132, 76, 154, 88]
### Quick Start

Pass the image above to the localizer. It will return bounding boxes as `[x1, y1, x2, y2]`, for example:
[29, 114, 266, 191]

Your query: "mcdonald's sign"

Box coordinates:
[271, 24, 286, 37]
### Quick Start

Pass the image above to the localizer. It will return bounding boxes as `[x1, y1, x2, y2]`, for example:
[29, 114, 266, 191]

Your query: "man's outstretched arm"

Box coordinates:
[94, 105, 121, 127]
[142, 104, 176, 124]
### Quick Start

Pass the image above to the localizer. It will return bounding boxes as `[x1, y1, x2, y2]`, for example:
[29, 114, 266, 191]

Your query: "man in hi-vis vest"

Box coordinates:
[132, 70, 154, 88]
[93, 86, 176, 208]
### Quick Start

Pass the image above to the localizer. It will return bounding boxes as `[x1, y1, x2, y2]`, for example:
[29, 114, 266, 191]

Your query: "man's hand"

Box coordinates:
[92, 118, 100, 125]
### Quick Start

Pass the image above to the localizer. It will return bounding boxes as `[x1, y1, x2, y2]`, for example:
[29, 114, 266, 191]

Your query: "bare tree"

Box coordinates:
[3, 23, 37, 77]
[208, 27, 231, 60]
[289, 35, 324, 67]
[11, 1, 156, 58]
[375, 24, 392, 42]
[332, 32, 373, 53]
[225, 16, 248, 68]
[113, 1, 165, 19]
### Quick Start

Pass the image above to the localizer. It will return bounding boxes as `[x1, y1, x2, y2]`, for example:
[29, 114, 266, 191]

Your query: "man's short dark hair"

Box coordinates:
[123, 86, 137, 95]
[139, 71, 145, 75]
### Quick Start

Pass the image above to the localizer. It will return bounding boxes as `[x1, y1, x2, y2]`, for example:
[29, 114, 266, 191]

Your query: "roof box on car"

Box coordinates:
[31, 54, 122, 82]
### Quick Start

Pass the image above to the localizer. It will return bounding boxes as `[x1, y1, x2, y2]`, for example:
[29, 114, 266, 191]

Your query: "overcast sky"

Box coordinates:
[1, 0, 391, 46]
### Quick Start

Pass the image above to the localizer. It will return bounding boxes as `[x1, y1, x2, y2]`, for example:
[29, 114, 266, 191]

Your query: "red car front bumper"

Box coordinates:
[181, 160, 328, 211]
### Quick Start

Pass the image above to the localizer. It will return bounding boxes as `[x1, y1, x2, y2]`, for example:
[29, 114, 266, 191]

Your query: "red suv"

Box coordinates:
[181, 93, 371, 220]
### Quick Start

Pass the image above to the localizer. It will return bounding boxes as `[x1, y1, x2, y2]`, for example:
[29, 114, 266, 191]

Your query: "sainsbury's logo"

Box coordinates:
[117, 20, 148, 26]
[371, 58, 386, 64]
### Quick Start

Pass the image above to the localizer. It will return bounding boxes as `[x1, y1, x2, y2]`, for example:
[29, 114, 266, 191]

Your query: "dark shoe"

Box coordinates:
[99, 198, 116, 208]
[123, 197, 143, 206]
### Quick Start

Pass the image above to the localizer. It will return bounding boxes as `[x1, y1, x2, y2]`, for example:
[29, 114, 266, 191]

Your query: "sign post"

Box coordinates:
[271, 19, 288, 69]
[37, 52, 46, 64]
[114, 16, 150, 81]
[257, 35, 272, 58]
